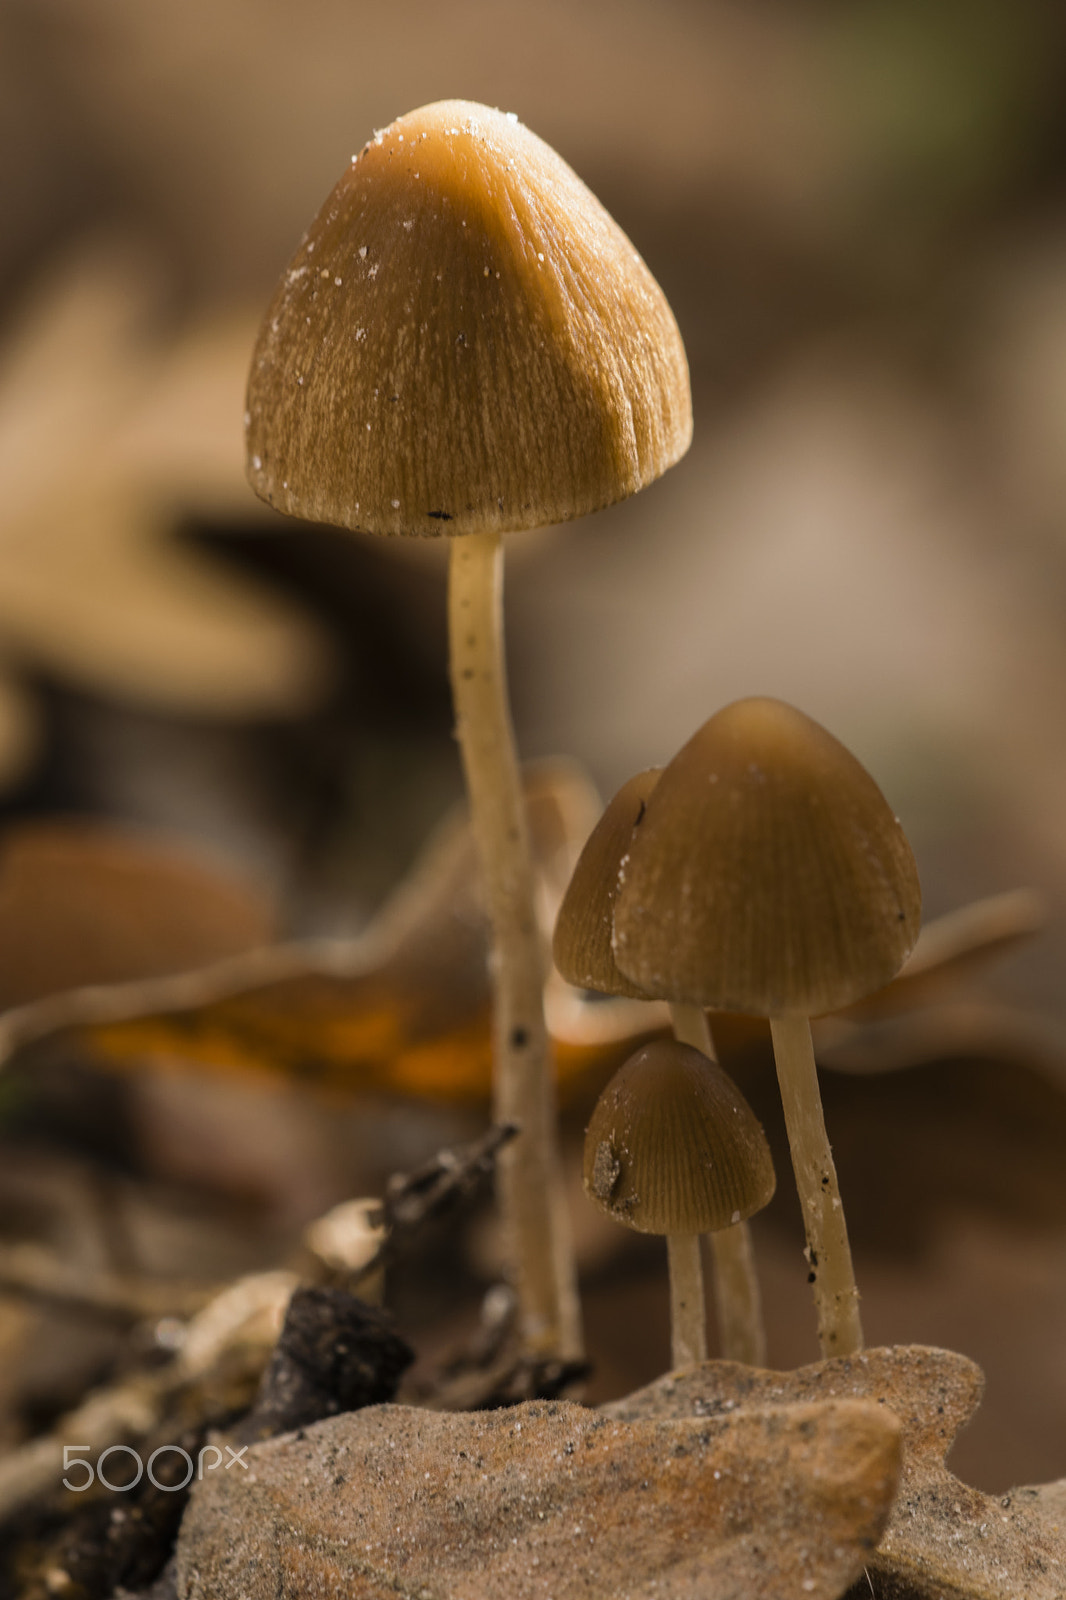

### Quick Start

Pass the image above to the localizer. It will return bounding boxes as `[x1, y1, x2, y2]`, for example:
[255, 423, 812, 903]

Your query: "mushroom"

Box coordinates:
[612, 697, 921, 1358]
[245, 101, 692, 1363]
[554, 767, 771, 1364]
[553, 768, 661, 1002]
[583, 1037, 775, 1371]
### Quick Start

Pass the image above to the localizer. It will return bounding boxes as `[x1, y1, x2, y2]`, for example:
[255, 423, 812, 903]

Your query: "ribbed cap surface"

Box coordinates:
[612, 698, 921, 1017]
[553, 768, 660, 999]
[246, 101, 692, 537]
[583, 1039, 776, 1235]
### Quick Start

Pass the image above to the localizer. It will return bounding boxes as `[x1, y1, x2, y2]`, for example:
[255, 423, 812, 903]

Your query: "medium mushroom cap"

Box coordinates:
[583, 1039, 776, 1236]
[553, 768, 660, 1000]
[612, 697, 922, 1018]
[245, 100, 692, 538]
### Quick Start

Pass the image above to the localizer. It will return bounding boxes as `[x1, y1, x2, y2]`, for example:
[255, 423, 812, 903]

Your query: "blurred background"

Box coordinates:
[0, 0, 1065, 1522]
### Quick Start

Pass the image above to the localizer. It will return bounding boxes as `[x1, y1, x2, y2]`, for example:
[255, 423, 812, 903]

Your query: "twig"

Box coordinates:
[385, 1122, 519, 1232]
[0, 1241, 213, 1324]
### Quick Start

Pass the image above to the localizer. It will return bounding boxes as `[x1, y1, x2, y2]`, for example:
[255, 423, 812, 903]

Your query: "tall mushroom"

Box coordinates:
[245, 101, 692, 1364]
[612, 697, 921, 1358]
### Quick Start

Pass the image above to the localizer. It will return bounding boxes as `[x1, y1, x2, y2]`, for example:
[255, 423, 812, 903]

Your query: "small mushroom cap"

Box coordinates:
[245, 100, 692, 538]
[583, 1039, 776, 1235]
[612, 697, 922, 1017]
[553, 768, 661, 1000]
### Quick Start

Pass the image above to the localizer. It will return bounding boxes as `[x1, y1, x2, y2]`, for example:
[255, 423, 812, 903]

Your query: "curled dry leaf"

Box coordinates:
[808, 890, 1062, 1082]
[177, 1395, 901, 1600]
[0, 786, 1046, 1108]
[839, 889, 1048, 1022]
[813, 999, 1066, 1084]
[0, 763, 656, 1102]
[607, 1344, 1066, 1600]
[712, 892, 1058, 1080]
[0, 819, 277, 1010]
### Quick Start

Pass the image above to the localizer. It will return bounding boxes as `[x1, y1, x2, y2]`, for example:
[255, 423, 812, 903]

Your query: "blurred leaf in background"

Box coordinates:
[0, 239, 330, 739]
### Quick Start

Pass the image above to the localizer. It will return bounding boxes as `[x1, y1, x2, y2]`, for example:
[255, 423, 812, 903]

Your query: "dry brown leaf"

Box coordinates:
[177, 1395, 901, 1600]
[707, 893, 1060, 1081]
[0, 819, 277, 1010]
[813, 1002, 1066, 1083]
[607, 1344, 1066, 1600]
[2, 786, 1047, 1113]
[0, 763, 654, 1103]
[0, 237, 330, 717]
[84, 765, 650, 1104]
[112, 308, 265, 517]
[2, 480, 332, 716]
[840, 890, 1047, 1022]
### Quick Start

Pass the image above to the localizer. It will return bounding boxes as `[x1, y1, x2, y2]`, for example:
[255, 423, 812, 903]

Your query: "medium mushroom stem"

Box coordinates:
[667, 1001, 715, 1057]
[768, 1014, 863, 1358]
[668, 1002, 767, 1366]
[666, 1233, 706, 1369]
[447, 529, 582, 1363]
[709, 1225, 765, 1367]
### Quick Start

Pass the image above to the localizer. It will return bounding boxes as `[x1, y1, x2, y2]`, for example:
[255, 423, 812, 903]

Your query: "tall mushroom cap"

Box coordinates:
[553, 768, 661, 1000]
[245, 100, 692, 537]
[583, 1039, 776, 1236]
[612, 697, 922, 1018]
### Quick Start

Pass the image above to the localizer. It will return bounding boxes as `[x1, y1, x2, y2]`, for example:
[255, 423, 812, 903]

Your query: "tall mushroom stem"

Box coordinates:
[668, 1002, 767, 1366]
[448, 529, 583, 1363]
[769, 1014, 863, 1358]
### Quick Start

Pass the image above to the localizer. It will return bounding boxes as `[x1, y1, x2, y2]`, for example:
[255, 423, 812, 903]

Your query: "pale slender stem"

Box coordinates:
[769, 1014, 863, 1358]
[447, 531, 582, 1363]
[668, 1001, 714, 1057]
[708, 1225, 766, 1366]
[668, 1001, 767, 1365]
[667, 1233, 706, 1369]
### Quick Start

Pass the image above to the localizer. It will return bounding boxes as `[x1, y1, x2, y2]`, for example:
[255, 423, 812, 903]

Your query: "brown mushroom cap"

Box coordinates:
[583, 1038, 776, 1235]
[612, 697, 922, 1017]
[553, 768, 661, 1000]
[246, 100, 692, 538]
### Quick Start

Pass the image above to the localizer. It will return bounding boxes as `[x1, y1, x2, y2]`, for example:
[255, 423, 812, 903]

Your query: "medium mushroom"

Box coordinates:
[554, 767, 770, 1363]
[553, 768, 661, 1003]
[583, 1037, 775, 1371]
[612, 697, 921, 1357]
[245, 101, 692, 1363]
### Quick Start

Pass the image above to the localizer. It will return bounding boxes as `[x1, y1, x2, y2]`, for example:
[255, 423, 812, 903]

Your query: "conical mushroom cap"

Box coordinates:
[583, 1039, 776, 1235]
[553, 768, 660, 1000]
[246, 100, 692, 538]
[612, 697, 922, 1017]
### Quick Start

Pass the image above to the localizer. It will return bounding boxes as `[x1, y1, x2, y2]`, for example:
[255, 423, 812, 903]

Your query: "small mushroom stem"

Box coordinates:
[448, 529, 582, 1364]
[769, 1014, 863, 1358]
[668, 1002, 767, 1366]
[667, 1233, 706, 1369]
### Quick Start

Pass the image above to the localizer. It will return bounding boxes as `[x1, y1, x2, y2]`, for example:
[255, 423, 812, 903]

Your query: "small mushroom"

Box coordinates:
[583, 1037, 775, 1371]
[245, 100, 692, 1364]
[612, 697, 922, 1357]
